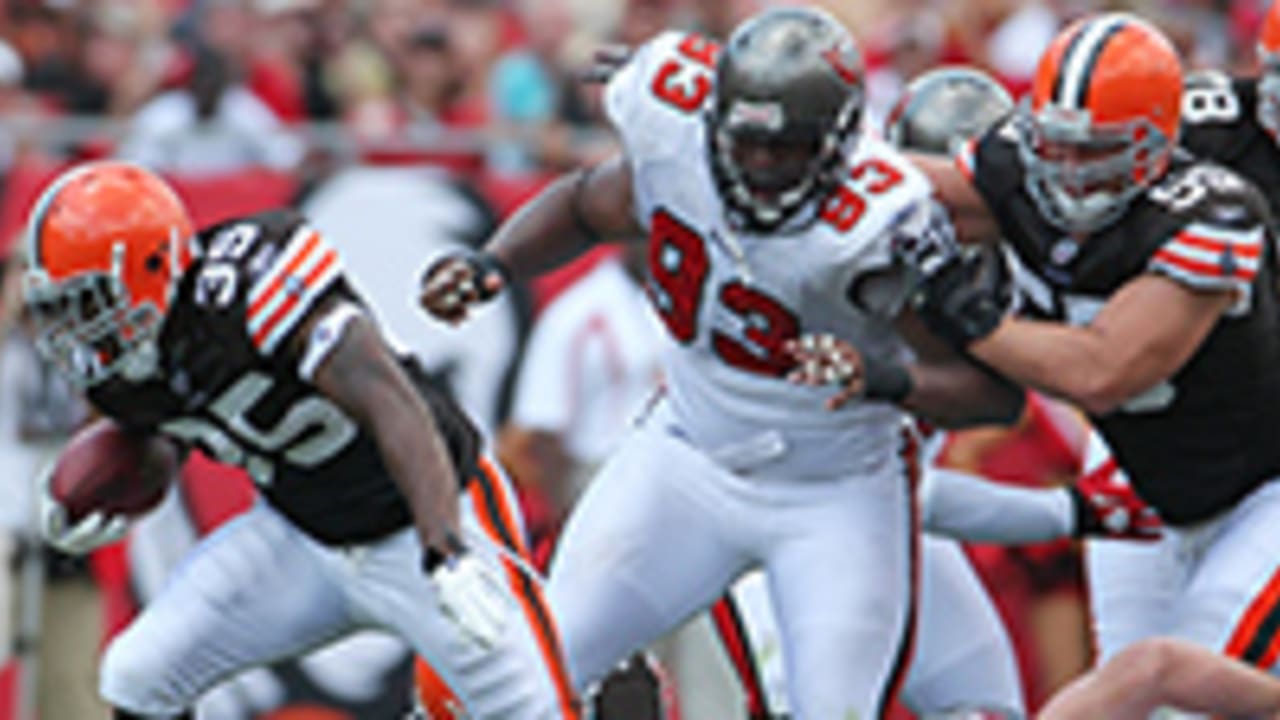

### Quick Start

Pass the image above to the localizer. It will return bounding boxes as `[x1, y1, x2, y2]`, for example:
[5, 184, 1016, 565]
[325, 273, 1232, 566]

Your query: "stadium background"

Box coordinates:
[0, 0, 1261, 717]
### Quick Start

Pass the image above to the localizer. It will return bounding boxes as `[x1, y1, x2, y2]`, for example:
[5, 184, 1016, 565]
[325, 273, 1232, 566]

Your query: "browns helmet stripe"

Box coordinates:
[25, 164, 95, 268]
[1055, 15, 1130, 110]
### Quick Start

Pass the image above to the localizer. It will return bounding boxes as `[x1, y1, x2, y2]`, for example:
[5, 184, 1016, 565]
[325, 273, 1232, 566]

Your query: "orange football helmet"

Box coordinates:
[1257, 0, 1280, 140]
[1018, 13, 1183, 233]
[24, 161, 193, 388]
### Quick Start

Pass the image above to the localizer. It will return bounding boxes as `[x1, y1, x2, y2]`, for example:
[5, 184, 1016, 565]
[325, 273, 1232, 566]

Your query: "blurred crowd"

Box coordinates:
[0, 0, 1266, 186]
[0, 0, 1273, 718]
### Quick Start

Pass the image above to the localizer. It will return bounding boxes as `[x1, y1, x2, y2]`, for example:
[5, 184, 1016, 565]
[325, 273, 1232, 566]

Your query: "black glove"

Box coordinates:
[422, 250, 508, 302]
[419, 250, 510, 323]
[909, 248, 1007, 349]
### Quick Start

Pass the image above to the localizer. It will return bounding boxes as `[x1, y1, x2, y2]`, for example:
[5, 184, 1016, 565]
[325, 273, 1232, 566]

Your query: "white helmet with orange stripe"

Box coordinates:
[1257, 0, 1280, 141]
[1017, 13, 1183, 234]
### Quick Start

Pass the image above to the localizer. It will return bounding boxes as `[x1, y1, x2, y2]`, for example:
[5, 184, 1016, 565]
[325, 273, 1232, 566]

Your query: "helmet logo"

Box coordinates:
[727, 100, 784, 132]
[821, 44, 860, 85]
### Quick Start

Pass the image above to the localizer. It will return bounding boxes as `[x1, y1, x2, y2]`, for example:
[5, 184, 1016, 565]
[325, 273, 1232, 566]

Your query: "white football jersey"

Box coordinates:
[604, 31, 936, 480]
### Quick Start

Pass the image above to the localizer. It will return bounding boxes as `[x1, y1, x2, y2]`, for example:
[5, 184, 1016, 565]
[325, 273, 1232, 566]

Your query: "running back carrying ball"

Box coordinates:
[49, 417, 177, 523]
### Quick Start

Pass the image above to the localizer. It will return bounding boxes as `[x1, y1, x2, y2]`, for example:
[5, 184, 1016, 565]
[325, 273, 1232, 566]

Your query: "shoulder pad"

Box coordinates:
[604, 31, 720, 162]
[195, 209, 303, 253]
[191, 209, 345, 356]
[1181, 70, 1247, 128]
[1147, 163, 1267, 307]
[1149, 162, 1267, 230]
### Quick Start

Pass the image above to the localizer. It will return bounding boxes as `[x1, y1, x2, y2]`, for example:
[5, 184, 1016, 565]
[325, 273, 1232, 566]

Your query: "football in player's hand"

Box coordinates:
[50, 418, 178, 523]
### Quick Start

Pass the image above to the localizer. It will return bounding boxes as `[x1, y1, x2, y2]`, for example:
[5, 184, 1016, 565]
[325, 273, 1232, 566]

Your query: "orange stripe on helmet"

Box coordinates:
[1032, 14, 1182, 141]
[1085, 21, 1182, 137]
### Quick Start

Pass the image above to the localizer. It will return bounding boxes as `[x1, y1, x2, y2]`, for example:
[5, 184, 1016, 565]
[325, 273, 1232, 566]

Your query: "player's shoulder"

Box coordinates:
[1182, 70, 1254, 129]
[1143, 160, 1269, 296]
[603, 30, 720, 160]
[187, 208, 345, 355]
[822, 134, 933, 246]
[1147, 159, 1270, 231]
[193, 209, 309, 272]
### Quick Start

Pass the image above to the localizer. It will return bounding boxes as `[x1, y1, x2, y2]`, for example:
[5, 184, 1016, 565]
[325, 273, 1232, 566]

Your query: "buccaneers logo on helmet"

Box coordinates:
[1018, 13, 1183, 234]
[24, 161, 194, 388]
[706, 6, 865, 233]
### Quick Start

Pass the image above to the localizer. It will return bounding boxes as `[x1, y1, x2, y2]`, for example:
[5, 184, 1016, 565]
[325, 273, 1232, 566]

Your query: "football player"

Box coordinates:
[421, 7, 1023, 718]
[1080, 0, 1280, 663]
[887, 68, 1165, 671]
[711, 66, 1027, 720]
[908, 13, 1280, 672]
[25, 162, 577, 719]
[1176, 0, 1280, 214]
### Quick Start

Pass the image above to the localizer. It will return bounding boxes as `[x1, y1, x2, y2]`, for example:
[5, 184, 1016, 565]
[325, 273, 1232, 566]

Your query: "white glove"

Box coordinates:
[430, 552, 511, 649]
[38, 471, 129, 555]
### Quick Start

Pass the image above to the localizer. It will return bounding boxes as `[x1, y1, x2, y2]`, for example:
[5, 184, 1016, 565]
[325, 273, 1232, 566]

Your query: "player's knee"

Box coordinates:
[99, 632, 190, 715]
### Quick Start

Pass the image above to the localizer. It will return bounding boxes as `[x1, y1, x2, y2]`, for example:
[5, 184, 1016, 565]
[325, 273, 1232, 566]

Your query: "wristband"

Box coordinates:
[422, 530, 468, 574]
[861, 354, 915, 403]
[465, 252, 511, 299]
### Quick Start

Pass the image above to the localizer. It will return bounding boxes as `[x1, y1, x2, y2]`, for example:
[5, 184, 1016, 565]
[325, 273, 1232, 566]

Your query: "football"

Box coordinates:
[49, 418, 178, 523]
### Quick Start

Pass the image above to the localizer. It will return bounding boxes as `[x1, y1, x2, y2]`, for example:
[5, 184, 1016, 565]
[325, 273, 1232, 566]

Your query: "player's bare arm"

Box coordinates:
[298, 294, 462, 557]
[968, 275, 1233, 415]
[892, 307, 1023, 426]
[419, 154, 642, 324]
[909, 152, 1001, 245]
[785, 309, 1022, 427]
[489, 153, 642, 274]
[1039, 637, 1280, 720]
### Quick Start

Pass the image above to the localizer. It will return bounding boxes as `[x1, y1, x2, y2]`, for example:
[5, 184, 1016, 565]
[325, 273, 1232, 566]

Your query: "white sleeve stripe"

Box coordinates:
[1179, 222, 1264, 249]
[257, 259, 343, 354]
[1160, 242, 1261, 272]
[1150, 259, 1253, 287]
[955, 138, 977, 180]
[298, 302, 364, 381]
[248, 225, 318, 305]
[247, 243, 337, 335]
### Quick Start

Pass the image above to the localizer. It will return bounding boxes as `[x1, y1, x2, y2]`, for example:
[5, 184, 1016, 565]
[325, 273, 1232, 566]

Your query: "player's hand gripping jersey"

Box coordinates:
[959, 120, 1280, 524]
[605, 31, 936, 479]
[86, 210, 481, 544]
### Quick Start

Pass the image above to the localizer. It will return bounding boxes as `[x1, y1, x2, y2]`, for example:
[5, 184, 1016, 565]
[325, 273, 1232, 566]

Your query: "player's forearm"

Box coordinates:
[311, 316, 461, 549]
[371, 398, 462, 549]
[902, 360, 1024, 428]
[970, 318, 1126, 415]
[907, 152, 1000, 245]
[1040, 638, 1280, 720]
[487, 156, 642, 281]
[1156, 640, 1280, 717]
[485, 173, 601, 279]
[921, 467, 1074, 543]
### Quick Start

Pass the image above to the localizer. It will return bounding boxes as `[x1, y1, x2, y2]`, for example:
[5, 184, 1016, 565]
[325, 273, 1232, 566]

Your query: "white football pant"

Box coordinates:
[547, 410, 915, 719]
[1087, 479, 1280, 673]
[99, 460, 576, 719]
